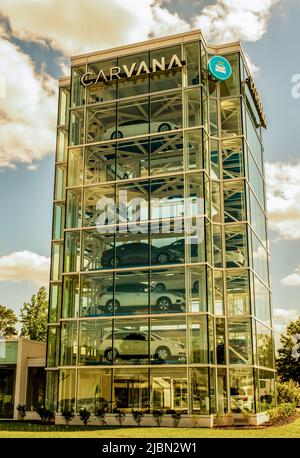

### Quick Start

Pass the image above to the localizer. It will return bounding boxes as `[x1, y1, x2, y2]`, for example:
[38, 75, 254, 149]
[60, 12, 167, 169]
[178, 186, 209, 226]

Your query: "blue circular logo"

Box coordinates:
[208, 56, 232, 81]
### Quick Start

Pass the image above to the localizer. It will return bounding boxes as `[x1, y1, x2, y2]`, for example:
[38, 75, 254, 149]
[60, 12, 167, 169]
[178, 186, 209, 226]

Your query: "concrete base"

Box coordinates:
[55, 413, 214, 428]
[214, 412, 269, 427]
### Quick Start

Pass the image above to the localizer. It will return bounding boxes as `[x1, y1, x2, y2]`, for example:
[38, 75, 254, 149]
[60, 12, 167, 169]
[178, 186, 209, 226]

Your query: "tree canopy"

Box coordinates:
[277, 316, 300, 382]
[20, 287, 48, 341]
[0, 304, 18, 337]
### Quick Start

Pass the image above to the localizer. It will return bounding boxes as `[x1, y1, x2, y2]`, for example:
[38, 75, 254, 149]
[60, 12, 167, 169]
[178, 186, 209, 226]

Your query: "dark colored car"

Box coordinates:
[100, 242, 182, 267]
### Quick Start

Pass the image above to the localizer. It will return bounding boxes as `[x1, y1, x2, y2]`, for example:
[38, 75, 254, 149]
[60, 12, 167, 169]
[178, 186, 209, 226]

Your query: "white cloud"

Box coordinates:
[0, 36, 57, 168]
[265, 161, 300, 240]
[273, 308, 299, 348]
[281, 266, 300, 286]
[193, 0, 282, 44]
[0, 251, 50, 286]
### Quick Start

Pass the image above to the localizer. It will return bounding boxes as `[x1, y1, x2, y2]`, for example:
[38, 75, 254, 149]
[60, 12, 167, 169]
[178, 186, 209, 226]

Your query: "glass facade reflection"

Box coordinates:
[47, 31, 275, 420]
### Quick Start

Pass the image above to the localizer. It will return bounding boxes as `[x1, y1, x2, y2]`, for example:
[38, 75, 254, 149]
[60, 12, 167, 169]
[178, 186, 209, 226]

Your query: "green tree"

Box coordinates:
[20, 287, 48, 341]
[0, 304, 18, 337]
[277, 316, 300, 382]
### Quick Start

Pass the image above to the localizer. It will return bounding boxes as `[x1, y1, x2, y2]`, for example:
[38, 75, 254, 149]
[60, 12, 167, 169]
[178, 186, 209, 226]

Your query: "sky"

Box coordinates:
[0, 0, 299, 342]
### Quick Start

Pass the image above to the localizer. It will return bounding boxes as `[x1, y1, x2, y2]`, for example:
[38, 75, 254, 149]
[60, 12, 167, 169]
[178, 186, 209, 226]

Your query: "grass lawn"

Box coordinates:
[0, 418, 300, 438]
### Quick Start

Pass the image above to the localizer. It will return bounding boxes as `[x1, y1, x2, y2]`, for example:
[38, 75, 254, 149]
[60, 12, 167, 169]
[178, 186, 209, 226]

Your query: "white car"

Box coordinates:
[96, 282, 185, 312]
[99, 330, 186, 362]
[103, 119, 178, 140]
[230, 386, 254, 412]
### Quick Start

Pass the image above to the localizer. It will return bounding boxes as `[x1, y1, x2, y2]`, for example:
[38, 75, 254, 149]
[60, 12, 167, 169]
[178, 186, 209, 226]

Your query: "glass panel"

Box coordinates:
[84, 184, 115, 228]
[82, 231, 114, 271]
[0, 367, 15, 418]
[246, 109, 262, 170]
[64, 231, 80, 273]
[58, 369, 75, 412]
[210, 139, 219, 179]
[150, 231, 184, 267]
[117, 137, 149, 179]
[62, 275, 79, 318]
[114, 232, 149, 269]
[189, 367, 209, 414]
[45, 371, 58, 412]
[58, 87, 69, 126]
[151, 175, 184, 220]
[216, 318, 226, 364]
[49, 283, 61, 322]
[116, 180, 149, 224]
[188, 315, 208, 364]
[150, 45, 182, 92]
[227, 270, 250, 315]
[150, 317, 186, 364]
[220, 98, 242, 137]
[230, 368, 254, 413]
[77, 369, 112, 413]
[220, 53, 240, 98]
[115, 270, 149, 316]
[222, 137, 244, 180]
[250, 190, 266, 244]
[112, 319, 149, 365]
[225, 224, 248, 268]
[86, 102, 116, 143]
[248, 147, 264, 207]
[52, 203, 65, 240]
[46, 326, 60, 367]
[118, 52, 149, 98]
[209, 98, 218, 136]
[228, 319, 252, 365]
[50, 242, 63, 281]
[184, 87, 202, 128]
[66, 189, 82, 229]
[185, 128, 205, 170]
[184, 41, 200, 86]
[113, 369, 149, 412]
[87, 58, 117, 103]
[150, 90, 182, 132]
[70, 109, 84, 146]
[85, 143, 116, 184]
[217, 368, 228, 413]
[258, 370, 275, 412]
[151, 368, 187, 412]
[214, 270, 224, 315]
[188, 265, 207, 313]
[252, 231, 269, 285]
[254, 275, 271, 325]
[256, 323, 274, 368]
[80, 272, 113, 317]
[60, 322, 77, 366]
[54, 164, 67, 201]
[26, 367, 45, 411]
[185, 217, 206, 264]
[150, 267, 185, 314]
[118, 97, 149, 139]
[213, 225, 222, 267]
[212, 182, 221, 222]
[56, 128, 68, 162]
[185, 173, 205, 217]
[224, 180, 246, 223]
[68, 147, 83, 187]
[79, 320, 113, 366]
[150, 132, 183, 175]
[71, 66, 85, 107]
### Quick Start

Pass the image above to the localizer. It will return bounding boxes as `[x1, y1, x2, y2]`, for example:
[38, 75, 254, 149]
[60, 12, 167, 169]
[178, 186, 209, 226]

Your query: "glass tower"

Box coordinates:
[46, 30, 275, 423]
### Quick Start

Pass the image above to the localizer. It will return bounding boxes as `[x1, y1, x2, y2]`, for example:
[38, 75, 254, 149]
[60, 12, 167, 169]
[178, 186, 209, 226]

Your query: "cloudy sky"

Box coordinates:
[0, 0, 299, 341]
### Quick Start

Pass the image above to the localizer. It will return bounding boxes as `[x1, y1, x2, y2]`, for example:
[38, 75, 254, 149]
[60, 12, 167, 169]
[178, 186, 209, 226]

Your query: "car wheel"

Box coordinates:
[193, 280, 199, 291]
[123, 173, 129, 179]
[155, 346, 171, 361]
[155, 283, 166, 292]
[158, 123, 171, 133]
[111, 130, 123, 140]
[156, 296, 172, 311]
[156, 252, 169, 264]
[106, 299, 120, 313]
[104, 347, 118, 362]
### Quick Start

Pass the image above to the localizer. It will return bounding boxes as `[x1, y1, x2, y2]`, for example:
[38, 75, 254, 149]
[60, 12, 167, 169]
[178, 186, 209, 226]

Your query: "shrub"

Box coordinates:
[16, 404, 27, 420]
[61, 409, 75, 425]
[152, 409, 164, 427]
[268, 402, 296, 424]
[114, 409, 125, 426]
[37, 407, 53, 423]
[132, 410, 144, 427]
[79, 408, 90, 426]
[171, 411, 182, 427]
[95, 407, 107, 426]
[277, 380, 300, 406]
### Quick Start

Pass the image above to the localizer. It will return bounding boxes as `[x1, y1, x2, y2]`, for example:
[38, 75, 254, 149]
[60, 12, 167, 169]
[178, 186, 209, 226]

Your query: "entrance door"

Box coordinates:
[0, 366, 15, 418]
